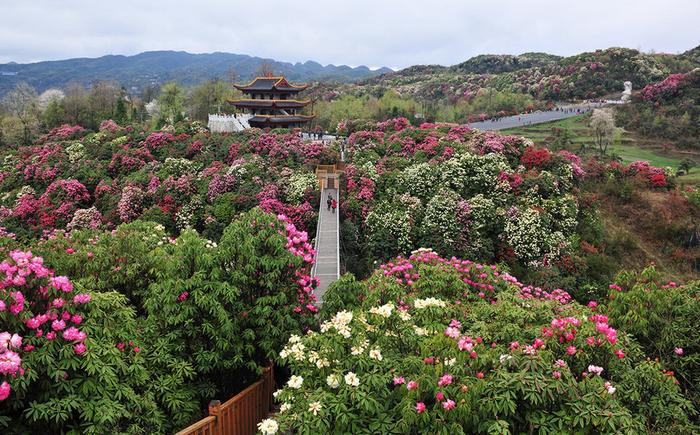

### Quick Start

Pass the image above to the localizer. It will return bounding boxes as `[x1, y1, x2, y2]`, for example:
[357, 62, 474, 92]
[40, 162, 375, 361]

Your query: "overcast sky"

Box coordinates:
[1, 0, 698, 69]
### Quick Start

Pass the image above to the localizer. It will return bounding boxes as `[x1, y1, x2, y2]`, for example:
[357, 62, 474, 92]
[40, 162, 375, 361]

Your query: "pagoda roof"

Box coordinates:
[249, 115, 315, 124]
[234, 76, 308, 92]
[228, 99, 310, 108]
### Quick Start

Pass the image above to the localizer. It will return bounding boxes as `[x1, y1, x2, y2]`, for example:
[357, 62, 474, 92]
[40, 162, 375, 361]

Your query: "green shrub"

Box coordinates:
[268, 251, 697, 434]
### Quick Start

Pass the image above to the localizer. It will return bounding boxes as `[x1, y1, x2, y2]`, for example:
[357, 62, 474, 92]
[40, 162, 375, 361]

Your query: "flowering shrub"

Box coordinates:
[342, 119, 580, 272]
[143, 132, 175, 151]
[37, 179, 90, 228]
[0, 123, 324, 238]
[640, 72, 688, 102]
[98, 119, 121, 133]
[17, 209, 319, 432]
[604, 267, 700, 410]
[107, 145, 154, 175]
[118, 185, 147, 222]
[521, 146, 553, 169]
[66, 206, 103, 231]
[266, 250, 698, 434]
[0, 249, 163, 431]
[45, 124, 86, 140]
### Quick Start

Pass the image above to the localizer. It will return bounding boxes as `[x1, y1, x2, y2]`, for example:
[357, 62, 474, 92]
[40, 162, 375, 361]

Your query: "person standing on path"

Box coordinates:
[327, 193, 333, 211]
[331, 198, 337, 213]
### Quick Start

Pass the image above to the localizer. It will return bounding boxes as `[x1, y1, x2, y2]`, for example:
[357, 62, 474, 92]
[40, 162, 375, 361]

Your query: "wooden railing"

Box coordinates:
[176, 366, 275, 435]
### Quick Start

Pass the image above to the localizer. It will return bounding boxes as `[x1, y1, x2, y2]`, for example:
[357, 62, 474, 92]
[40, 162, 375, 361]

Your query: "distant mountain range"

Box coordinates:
[0, 50, 394, 96]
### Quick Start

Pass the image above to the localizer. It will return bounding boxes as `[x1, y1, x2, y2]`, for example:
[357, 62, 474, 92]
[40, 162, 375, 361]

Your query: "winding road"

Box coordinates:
[468, 102, 607, 131]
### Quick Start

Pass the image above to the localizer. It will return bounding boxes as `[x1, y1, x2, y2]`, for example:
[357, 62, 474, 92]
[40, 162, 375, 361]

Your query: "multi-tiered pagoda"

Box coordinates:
[229, 76, 314, 129]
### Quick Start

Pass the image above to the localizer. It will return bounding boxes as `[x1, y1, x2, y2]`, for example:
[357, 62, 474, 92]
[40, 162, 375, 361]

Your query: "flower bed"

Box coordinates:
[0, 121, 335, 241]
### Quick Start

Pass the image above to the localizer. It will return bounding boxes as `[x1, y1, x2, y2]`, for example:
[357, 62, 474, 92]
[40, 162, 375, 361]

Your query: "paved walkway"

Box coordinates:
[468, 102, 606, 131]
[312, 187, 340, 304]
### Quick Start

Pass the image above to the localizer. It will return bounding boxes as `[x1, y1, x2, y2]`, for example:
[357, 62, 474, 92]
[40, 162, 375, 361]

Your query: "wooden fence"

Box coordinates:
[176, 366, 275, 435]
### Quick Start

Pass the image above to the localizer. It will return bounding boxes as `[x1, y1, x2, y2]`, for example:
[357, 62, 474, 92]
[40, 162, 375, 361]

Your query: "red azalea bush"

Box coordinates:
[609, 160, 670, 189]
[37, 179, 91, 228]
[17, 143, 64, 184]
[521, 146, 553, 169]
[107, 145, 154, 176]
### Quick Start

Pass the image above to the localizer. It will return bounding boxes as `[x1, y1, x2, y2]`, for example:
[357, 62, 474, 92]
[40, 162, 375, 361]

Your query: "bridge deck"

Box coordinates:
[312, 187, 340, 304]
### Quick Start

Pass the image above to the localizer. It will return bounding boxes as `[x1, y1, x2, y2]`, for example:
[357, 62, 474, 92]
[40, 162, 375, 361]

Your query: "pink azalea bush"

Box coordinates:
[0, 123, 325, 239]
[640, 72, 688, 102]
[0, 250, 89, 402]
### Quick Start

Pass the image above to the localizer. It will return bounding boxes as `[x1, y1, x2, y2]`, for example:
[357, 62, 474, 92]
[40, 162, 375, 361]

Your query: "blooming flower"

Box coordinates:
[566, 345, 577, 355]
[326, 374, 340, 389]
[344, 372, 360, 387]
[438, 374, 453, 387]
[308, 401, 322, 416]
[552, 371, 561, 379]
[368, 348, 383, 361]
[587, 365, 604, 376]
[0, 349, 21, 375]
[0, 381, 10, 401]
[416, 402, 426, 413]
[280, 403, 291, 413]
[73, 293, 91, 304]
[257, 418, 279, 435]
[369, 303, 394, 318]
[393, 376, 406, 385]
[407, 380, 419, 391]
[442, 399, 456, 410]
[674, 347, 684, 355]
[604, 381, 616, 394]
[288, 375, 304, 389]
[444, 326, 460, 339]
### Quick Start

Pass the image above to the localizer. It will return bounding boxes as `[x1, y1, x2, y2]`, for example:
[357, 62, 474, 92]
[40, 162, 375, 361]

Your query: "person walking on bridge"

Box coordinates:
[327, 193, 333, 211]
[331, 198, 337, 214]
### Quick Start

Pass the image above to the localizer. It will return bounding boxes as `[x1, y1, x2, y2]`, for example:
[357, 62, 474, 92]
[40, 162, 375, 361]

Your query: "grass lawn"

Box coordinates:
[503, 115, 700, 184]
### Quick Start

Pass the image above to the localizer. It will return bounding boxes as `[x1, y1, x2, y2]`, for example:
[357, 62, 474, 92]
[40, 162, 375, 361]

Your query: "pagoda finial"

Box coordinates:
[258, 61, 275, 78]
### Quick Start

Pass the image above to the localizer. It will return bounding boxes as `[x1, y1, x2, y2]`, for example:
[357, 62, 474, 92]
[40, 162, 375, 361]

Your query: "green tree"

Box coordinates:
[1, 81, 38, 143]
[113, 96, 128, 124]
[158, 82, 186, 124]
[187, 80, 231, 121]
[42, 98, 66, 129]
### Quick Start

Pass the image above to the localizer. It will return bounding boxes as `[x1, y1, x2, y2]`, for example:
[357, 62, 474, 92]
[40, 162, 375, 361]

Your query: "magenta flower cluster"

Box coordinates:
[277, 214, 319, 314]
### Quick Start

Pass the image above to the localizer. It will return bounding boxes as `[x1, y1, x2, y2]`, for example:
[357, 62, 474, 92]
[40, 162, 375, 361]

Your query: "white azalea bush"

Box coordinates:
[285, 171, 318, 205]
[348, 124, 584, 275]
[264, 250, 697, 434]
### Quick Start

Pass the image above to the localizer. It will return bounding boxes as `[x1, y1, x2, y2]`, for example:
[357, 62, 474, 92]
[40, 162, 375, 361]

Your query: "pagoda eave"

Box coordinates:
[233, 76, 309, 92]
[228, 99, 311, 109]
[249, 115, 315, 125]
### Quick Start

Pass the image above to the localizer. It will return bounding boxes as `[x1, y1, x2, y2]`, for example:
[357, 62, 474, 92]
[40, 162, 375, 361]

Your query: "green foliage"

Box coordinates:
[605, 267, 700, 410]
[271, 255, 698, 434]
[158, 82, 186, 124]
[3, 290, 165, 434]
[8, 210, 315, 433]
